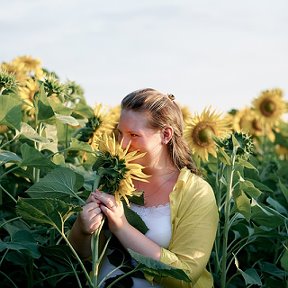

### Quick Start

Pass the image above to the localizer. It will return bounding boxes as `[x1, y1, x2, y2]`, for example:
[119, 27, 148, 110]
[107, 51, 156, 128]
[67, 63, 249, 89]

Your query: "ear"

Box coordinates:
[161, 126, 173, 144]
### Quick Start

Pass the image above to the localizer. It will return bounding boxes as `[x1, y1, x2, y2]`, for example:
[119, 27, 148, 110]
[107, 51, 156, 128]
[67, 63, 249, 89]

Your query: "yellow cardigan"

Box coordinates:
[153, 167, 219, 288]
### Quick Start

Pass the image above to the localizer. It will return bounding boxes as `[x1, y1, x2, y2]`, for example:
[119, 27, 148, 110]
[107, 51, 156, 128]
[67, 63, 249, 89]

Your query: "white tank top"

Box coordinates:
[130, 203, 172, 248]
[98, 203, 172, 288]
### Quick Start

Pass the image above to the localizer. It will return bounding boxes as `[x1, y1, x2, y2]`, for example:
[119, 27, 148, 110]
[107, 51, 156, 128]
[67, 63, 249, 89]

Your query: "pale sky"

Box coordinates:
[1, 0, 288, 114]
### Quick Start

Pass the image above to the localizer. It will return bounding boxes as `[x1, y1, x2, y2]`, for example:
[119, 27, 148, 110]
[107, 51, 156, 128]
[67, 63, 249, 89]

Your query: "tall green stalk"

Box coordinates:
[91, 219, 105, 287]
[220, 149, 237, 288]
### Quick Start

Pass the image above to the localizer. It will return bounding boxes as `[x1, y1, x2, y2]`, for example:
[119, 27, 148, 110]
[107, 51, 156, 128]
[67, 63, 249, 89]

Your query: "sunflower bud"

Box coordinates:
[218, 131, 254, 158]
[43, 74, 67, 101]
[0, 70, 18, 94]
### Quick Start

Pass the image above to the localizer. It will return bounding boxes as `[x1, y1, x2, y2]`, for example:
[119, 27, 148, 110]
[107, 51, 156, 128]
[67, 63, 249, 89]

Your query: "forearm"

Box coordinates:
[113, 223, 161, 260]
[68, 217, 92, 259]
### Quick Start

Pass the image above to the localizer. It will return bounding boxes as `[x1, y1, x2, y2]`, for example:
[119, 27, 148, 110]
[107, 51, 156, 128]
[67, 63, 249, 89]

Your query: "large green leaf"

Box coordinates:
[240, 180, 262, 199]
[266, 196, 288, 216]
[261, 261, 288, 279]
[0, 230, 40, 259]
[0, 93, 22, 130]
[16, 197, 81, 231]
[233, 189, 251, 220]
[246, 178, 274, 193]
[238, 268, 262, 286]
[20, 143, 56, 169]
[25, 167, 84, 202]
[0, 150, 22, 165]
[251, 200, 285, 227]
[18, 122, 50, 143]
[128, 249, 191, 282]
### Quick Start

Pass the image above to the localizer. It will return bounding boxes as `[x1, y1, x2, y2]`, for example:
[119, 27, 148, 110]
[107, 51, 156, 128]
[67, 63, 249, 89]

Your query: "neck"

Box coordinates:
[143, 166, 178, 177]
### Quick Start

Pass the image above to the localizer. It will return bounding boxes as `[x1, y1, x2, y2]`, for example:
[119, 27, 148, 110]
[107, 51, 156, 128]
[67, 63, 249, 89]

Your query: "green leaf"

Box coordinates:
[237, 158, 257, 170]
[20, 143, 56, 169]
[128, 249, 191, 282]
[124, 205, 148, 234]
[240, 180, 262, 199]
[279, 180, 288, 204]
[266, 197, 288, 216]
[55, 114, 79, 126]
[233, 189, 251, 220]
[40, 245, 74, 266]
[246, 178, 273, 193]
[231, 133, 240, 149]
[36, 84, 55, 120]
[25, 167, 84, 202]
[0, 230, 40, 259]
[251, 200, 284, 228]
[280, 250, 288, 272]
[0, 93, 22, 130]
[19, 122, 50, 143]
[41, 124, 59, 153]
[217, 147, 231, 165]
[0, 150, 22, 165]
[16, 197, 81, 231]
[69, 138, 93, 153]
[238, 268, 262, 286]
[261, 261, 288, 278]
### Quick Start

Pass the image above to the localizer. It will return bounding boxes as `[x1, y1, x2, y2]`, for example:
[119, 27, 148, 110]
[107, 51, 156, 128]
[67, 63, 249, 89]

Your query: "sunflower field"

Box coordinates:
[0, 56, 287, 288]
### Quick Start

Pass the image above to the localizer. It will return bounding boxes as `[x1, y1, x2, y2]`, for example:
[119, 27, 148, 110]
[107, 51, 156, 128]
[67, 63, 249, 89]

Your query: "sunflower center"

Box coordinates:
[251, 119, 262, 132]
[192, 124, 215, 147]
[260, 99, 276, 117]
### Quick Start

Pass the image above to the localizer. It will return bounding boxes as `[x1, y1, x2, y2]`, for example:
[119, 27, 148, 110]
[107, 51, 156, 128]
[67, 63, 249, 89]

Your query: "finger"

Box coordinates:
[94, 191, 116, 209]
[84, 202, 100, 213]
[86, 193, 97, 203]
[100, 204, 112, 217]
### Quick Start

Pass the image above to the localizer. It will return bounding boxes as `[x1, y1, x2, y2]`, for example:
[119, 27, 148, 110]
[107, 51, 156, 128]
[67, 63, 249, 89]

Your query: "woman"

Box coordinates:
[69, 88, 219, 287]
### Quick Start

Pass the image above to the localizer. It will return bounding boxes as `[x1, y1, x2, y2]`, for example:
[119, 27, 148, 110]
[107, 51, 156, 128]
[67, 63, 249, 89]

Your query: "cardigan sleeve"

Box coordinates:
[156, 173, 219, 288]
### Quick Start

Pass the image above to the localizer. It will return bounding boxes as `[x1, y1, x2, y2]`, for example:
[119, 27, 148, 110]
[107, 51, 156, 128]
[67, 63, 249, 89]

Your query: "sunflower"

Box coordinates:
[11, 55, 44, 79]
[180, 105, 192, 127]
[275, 144, 288, 159]
[18, 77, 39, 115]
[184, 108, 230, 161]
[89, 104, 118, 147]
[228, 107, 276, 142]
[93, 133, 149, 204]
[253, 88, 287, 128]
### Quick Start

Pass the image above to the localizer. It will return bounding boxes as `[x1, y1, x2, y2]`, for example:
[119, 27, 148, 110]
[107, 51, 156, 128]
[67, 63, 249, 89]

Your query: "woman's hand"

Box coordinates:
[93, 190, 128, 233]
[78, 192, 104, 235]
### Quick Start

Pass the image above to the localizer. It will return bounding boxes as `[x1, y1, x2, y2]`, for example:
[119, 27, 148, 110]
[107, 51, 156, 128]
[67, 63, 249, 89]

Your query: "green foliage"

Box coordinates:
[1, 57, 287, 287]
[206, 131, 288, 287]
[128, 249, 191, 282]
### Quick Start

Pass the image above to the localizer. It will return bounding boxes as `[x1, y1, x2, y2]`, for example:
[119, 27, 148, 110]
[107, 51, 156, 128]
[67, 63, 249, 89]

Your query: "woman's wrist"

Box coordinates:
[74, 216, 92, 236]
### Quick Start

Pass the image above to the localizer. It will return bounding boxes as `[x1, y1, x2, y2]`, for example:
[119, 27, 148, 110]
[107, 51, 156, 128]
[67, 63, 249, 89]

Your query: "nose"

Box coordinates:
[119, 135, 130, 150]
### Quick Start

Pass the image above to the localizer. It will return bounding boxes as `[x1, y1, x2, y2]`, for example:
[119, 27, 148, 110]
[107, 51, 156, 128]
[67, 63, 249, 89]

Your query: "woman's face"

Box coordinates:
[117, 109, 163, 166]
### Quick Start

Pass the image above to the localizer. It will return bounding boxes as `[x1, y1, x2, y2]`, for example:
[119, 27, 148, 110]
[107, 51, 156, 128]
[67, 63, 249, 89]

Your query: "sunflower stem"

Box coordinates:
[91, 218, 105, 287]
[220, 149, 237, 288]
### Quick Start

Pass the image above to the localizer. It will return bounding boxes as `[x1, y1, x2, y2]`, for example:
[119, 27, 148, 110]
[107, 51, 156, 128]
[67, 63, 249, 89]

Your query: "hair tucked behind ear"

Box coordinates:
[121, 88, 199, 175]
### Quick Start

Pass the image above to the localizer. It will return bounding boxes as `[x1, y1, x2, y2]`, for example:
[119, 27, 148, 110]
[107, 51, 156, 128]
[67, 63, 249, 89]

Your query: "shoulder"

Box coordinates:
[171, 167, 216, 210]
[177, 167, 213, 196]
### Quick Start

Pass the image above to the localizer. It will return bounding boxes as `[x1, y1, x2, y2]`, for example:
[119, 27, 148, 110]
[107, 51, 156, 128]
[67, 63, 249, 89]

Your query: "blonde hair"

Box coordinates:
[121, 88, 198, 174]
